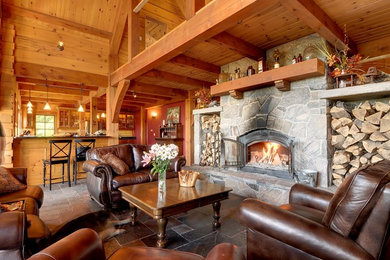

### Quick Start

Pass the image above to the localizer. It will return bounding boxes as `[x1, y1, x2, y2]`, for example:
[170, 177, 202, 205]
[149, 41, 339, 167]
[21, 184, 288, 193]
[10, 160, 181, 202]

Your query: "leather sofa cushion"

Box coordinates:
[132, 145, 151, 171]
[102, 153, 130, 175]
[0, 185, 44, 208]
[112, 173, 151, 189]
[322, 160, 390, 238]
[280, 204, 325, 224]
[0, 166, 27, 194]
[88, 144, 135, 171]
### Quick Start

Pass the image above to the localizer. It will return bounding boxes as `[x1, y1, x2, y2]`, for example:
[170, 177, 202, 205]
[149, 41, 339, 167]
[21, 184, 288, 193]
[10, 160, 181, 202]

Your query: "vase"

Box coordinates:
[158, 171, 166, 194]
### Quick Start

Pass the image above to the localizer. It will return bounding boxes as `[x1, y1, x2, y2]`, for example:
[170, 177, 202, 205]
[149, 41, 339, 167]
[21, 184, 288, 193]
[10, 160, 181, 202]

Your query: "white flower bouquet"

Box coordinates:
[142, 143, 179, 176]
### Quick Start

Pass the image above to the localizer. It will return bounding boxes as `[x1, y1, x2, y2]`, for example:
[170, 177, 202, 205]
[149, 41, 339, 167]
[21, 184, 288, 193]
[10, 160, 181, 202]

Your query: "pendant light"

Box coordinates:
[43, 79, 51, 111]
[27, 106, 33, 114]
[78, 83, 84, 112]
[27, 88, 33, 108]
[101, 112, 106, 118]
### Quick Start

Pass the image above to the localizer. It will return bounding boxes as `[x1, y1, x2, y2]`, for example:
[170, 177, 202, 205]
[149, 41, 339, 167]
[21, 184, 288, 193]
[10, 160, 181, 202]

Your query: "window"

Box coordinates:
[36, 115, 55, 137]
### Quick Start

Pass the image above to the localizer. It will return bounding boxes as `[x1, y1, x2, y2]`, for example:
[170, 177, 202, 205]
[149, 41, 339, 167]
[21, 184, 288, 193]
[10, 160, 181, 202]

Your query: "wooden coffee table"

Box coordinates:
[119, 178, 232, 248]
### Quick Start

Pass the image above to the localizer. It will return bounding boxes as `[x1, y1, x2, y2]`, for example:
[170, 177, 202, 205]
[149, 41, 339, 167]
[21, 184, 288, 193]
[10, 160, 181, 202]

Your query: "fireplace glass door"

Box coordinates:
[247, 141, 290, 171]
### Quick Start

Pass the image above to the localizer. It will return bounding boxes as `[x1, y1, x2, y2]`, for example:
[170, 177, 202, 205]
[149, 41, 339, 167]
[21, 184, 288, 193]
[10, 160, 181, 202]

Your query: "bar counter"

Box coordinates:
[13, 136, 110, 185]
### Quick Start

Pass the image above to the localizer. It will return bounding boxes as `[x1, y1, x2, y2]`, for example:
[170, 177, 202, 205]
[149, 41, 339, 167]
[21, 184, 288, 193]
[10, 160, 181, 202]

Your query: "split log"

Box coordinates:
[332, 164, 349, 170]
[334, 168, 348, 175]
[349, 124, 360, 135]
[374, 102, 390, 113]
[333, 179, 342, 187]
[384, 131, 390, 139]
[370, 131, 388, 142]
[332, 173, 344, 179]
[380, 119, 390, 133]
[331, 119, 342, 130]
[361, 122, 379, 134]
[349, 167, 358, 174]
[354, 119, 363, 129]
[350, 158, 360, 168]
[362, 140, 380, 153]
[345, 144, 360, 153]
[380, 140, 390, 149]
[352, 148, 363, 156]
[330, 106, 351, 119]
[378, 148, 390, 160]
[360, 156, 369, 165]
[339, 117, 353, 127]
[352, 133, 368, 142]
[371, 154, 384, 163]
[332, 135, 345, 149]
[352, 108, 367, 121]
[383, 112, 390, 120]
[360, 101, 374, 113]
[336, 126, 350, 137]
[365, 111, 383, 125]
[333, 151, 351, 164]
[363, 153, 373, 159]
[342, 136, 358, 149]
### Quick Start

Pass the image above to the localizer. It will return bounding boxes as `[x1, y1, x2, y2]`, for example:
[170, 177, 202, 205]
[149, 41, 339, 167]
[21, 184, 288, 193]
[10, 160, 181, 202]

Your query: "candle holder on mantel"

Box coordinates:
[335, 73, 356, 88]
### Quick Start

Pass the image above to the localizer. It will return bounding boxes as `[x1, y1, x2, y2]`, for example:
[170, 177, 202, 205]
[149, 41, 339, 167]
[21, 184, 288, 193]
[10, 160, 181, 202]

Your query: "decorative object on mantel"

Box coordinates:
[335, 73, 356, 88]
[364, 67, 379, 83]
[178, 170, 199, 187]
[273, 49, 280, 69]
[302, 45, 320, 61]
[194, 87, 212, 109]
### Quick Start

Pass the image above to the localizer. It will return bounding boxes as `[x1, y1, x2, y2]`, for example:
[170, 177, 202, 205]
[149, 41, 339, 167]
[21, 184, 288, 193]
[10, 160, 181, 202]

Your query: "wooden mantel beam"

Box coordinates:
[281, 0, 357, 53]
[208, 32, 264, 60]
[110, 0, 278, 86]
[3, 4, 111, 39]
[112, 79, 130, 123]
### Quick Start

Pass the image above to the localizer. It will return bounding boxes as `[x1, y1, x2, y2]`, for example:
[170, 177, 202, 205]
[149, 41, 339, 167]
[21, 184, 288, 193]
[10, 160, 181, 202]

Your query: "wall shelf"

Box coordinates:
[210, 58, 325, 97]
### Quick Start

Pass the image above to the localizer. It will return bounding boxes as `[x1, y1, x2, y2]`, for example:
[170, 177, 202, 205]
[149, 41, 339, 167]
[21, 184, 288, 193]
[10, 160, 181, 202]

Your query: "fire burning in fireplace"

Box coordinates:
[247, 142, 289, 170]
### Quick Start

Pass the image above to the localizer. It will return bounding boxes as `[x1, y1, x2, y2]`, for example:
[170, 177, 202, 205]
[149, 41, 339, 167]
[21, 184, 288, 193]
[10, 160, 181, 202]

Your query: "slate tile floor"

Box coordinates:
[39, 180, 247, 258]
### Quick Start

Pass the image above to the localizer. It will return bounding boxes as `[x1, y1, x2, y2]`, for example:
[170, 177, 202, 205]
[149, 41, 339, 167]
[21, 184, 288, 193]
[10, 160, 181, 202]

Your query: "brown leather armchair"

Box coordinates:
[28, 228, 245, 260]
[0, 211, 26, 260]
[240, 160, 390, 260]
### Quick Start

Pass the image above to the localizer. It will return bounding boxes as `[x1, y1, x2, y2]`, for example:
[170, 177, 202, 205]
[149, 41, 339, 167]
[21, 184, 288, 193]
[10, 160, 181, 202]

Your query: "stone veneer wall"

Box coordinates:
[219, 34, 332, 187]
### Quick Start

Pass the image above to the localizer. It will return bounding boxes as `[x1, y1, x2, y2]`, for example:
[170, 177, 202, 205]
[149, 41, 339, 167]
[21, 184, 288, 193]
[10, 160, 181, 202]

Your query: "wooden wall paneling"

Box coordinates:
[110, 0, 279, 86]
[143, 0, 185, 31]
[280, 0, 357, 52]
[79, 111, 86, 135]
[14, 62, 107, 87]
[90, 95, 98, 134]
[140, 106, 146, 145]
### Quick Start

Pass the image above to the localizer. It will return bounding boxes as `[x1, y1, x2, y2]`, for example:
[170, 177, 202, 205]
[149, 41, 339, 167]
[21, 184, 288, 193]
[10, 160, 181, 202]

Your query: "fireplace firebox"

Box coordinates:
[222, 129, 294, 179]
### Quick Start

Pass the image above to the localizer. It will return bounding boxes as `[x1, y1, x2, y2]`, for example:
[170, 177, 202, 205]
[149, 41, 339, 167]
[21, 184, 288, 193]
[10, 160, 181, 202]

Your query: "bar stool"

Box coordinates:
[73, 139, 96, 185]
[43, 140, 72, 190]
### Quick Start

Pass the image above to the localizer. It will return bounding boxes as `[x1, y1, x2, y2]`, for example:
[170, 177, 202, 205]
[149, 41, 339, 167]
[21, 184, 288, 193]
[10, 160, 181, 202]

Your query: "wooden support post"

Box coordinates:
[79, 111, 86, 136]
[140, 106, 146, 145]
[90, 94, 98, 134]
[185, 91, 195, 165]
[229, 90, 243, 99]
[112, 79, 130, 123]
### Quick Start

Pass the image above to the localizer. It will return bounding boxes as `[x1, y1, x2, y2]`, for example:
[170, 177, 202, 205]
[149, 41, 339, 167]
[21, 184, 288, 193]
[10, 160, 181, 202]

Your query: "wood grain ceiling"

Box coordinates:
[3, 0, 390, 111]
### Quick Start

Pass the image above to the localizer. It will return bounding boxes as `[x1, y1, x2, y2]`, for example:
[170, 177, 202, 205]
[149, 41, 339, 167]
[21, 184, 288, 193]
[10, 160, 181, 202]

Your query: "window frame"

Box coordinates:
[35, 115, 55, 137]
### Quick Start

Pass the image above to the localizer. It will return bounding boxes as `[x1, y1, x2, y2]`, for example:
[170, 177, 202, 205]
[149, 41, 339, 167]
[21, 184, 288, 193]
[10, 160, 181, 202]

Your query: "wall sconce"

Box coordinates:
[101, 112, 106, 118]
[57, 41, 64, 51]
[151, 111, 158, 118]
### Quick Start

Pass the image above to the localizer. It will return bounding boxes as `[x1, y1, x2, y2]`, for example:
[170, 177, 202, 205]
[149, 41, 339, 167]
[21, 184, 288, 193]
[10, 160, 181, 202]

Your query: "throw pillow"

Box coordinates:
[101, 153, 130, 175]
[0, 166, 27, 194]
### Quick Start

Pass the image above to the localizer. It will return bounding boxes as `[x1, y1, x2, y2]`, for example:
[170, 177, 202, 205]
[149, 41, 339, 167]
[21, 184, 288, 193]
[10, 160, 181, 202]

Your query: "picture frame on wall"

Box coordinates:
[167, 106, 180, 124]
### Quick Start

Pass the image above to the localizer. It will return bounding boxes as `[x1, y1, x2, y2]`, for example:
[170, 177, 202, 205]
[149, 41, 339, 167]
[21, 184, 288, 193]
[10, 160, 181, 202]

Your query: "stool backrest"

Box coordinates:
[49, 140, 72, 160]
[74, 139, 96, 158]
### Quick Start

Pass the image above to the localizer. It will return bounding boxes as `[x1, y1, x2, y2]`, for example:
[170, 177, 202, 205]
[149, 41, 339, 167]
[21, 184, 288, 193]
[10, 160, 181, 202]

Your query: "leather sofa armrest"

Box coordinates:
[28, 228, 105, 260]
[205, 243, 245, 260]
[289, 183, 333, 212]
[8, 168, 27, 185]
[240, 199, 374, 260]
[169, 156, 186, 172]
[0, 211, 25, 250]
[83, 160, 113, 178]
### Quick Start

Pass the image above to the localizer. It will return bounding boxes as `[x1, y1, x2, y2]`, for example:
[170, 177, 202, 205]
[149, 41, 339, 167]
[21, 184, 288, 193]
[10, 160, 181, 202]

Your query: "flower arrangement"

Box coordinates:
[194, 87, 212, 109]
[142, 143, 179, 176]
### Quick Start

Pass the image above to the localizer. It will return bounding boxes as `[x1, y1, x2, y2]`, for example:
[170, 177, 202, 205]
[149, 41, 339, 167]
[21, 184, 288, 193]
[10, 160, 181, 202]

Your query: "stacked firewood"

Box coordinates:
[200, 114, 221, 167]
[331, 101, 390, 186]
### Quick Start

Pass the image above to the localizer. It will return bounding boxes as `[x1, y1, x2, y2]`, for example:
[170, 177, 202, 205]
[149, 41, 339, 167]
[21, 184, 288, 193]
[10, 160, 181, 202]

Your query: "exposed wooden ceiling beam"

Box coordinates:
[123, 96, 160, 104]
[20, 90, 80, 101]
[130, 82, 188, 98]
[110, 0, 278, 86]
[112, 80, 130, 123]
[208, 32, 264, 60]
[3, 4, 112, 39]
[16, 77, 99, 91]
[15, 62, 108, 87]
[133, 0, 150, 13]
[110, 0, 132, 55]
[169, 54, 220, 75]
[19, 84, 89, 96]
[142, 70, 212, 88]
[125, 92, 172, 100]
[280, 0, 357, 53]
[185, 0, 205, 20]
[21, 97, 77, 105]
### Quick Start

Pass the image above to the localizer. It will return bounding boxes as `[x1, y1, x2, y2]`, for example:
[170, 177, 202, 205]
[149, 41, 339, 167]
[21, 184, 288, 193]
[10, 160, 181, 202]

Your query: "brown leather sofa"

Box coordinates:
[83, 144, 186, 208]
[240, 160, 390, 260]
[0, 167, 51, 259]
[28, 228, 245, 260]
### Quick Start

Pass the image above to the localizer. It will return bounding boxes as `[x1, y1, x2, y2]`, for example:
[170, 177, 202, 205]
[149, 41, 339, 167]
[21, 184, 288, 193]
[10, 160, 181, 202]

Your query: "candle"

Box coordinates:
[162, 120, 165, 126]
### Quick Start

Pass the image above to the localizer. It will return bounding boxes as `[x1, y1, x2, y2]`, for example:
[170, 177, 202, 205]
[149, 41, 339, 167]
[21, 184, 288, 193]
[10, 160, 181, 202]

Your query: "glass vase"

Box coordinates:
[158, 171, 166, 194]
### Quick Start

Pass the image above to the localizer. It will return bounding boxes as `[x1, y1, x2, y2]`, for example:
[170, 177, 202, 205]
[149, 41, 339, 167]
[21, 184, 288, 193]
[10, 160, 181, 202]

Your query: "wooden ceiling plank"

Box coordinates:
[130, 82, 187, 98]
[169, 54, 220, 75]
[142, 69, 212, 87]
[280, 0, 357, 53]
[16, 77, 99, 91]
[208, 31, 264, 60]
[19, 84, 89, 96]
[14, 62, 108, 87]
[110, 0, 279, 86]
[112, 79, 131, 123]
[3, 4, 112, 39]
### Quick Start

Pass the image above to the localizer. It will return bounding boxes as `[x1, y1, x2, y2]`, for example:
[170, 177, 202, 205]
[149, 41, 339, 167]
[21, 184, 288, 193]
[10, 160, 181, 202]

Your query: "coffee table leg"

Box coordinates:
[130, 204, 137, 226]
[212, 201, 221, 228]
[156, 218, 168, 248]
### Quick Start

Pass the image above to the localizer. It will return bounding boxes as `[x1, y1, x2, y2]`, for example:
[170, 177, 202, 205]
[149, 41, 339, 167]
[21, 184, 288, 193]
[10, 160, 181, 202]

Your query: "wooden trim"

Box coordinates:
[112, 80, 131, 123]
[211, 59, 325, 96]
[280, 0, 357, 53]
[208, 32, 264, 60]
[110, 0, 278, 86]
[3, 4, 111, 39]
[169, 55, 220, 75]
